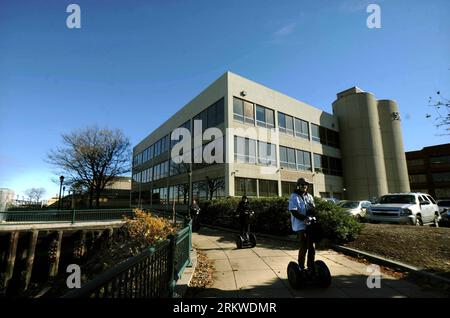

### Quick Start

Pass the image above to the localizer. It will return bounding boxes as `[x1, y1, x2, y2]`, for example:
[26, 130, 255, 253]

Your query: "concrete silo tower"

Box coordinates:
[332, 87, 388, 200]
[377, 100, 410, 193]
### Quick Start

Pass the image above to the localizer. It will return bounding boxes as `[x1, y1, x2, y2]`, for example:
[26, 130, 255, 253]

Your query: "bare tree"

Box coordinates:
[24, 188, 46, 203]
[427, 90, 450, 135]
[205, 176, 225, 200]
[47, 126, 131, 208]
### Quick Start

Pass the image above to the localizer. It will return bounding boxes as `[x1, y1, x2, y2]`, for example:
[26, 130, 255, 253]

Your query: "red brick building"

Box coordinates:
[406, 143, 450, 199]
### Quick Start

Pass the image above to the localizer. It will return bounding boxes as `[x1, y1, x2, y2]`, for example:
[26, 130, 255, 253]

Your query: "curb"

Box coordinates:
[331, 244, 450, 291]
[174, 248, 198, 298]
[200, 223, 450, 291]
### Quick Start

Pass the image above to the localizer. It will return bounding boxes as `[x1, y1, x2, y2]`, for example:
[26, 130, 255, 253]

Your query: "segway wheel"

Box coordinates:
[314, 260, 331, 288]
[249, 233, 257, 248]
[235, 235, 244, 249]
[287, 262, 303, 289]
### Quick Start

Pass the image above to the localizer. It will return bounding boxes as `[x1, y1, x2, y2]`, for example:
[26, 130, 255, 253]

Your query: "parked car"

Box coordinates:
[322, 197, 340, 204]
[339, 200, 371, 221]
[437, 199, 450, 214]
[437, 200, 450, 226]
[366, 193, 440, 226]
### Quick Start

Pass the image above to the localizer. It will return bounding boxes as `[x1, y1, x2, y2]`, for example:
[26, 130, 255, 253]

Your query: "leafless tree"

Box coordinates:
[427, 90, 450, 135]
[205, 176, 225, 200]
[24, 188, 46, 203]
[47, 126, 131, 208]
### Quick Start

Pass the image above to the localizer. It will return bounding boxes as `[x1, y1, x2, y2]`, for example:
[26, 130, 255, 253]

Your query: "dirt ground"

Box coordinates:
[345, 223, 450, 279]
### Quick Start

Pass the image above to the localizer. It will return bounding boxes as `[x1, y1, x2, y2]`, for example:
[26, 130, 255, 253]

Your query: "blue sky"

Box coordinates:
[0, 0, 449, 200]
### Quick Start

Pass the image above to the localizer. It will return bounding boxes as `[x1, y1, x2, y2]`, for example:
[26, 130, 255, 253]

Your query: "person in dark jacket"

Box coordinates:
[236, 196, 253, 238]
[190, 199, 201, 231]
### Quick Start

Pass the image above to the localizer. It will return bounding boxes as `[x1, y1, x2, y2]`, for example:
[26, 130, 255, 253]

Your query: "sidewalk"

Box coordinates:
[190, 227, 446, 298]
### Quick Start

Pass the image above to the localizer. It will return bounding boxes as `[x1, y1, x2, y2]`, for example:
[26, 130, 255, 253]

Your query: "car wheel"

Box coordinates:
[356, 214, 362, 222]
[433, 214, 440, 228]
[415, 215, 423, 226]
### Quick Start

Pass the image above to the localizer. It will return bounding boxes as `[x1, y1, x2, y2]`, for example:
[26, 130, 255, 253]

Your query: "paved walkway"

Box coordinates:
[191, 227, 446, 298]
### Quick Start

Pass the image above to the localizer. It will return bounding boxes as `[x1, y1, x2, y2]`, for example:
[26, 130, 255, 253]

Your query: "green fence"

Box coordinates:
[61, 220, 192, 298]
[0, 209, 134, 224]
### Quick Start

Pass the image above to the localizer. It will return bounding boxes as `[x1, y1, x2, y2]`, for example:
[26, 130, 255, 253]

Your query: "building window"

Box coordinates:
[430, 156, 450, 165]
[407, 158, 424, 167]
[235, 177, 257, 197]
[432, 172, 450, 183]
[258, 141, 277, 166]
[234, 136, 257, 164]
[206, 98, 224, 128]
[278, 112, 294, 135]
[311, 124, 320, 142]
[233, 97, 255, 125]
[314, 154, 341, 176]
[280, 146, 296, 170]
[294, 118, 309, 140]
[233, 97, 244, 122]
[311, 124, 340, 148]
[314, 153, 324, 173]
[326, 129, 339, 148]
[329, 157, 342, 176]
[435, 188, 450, 199]
[409, 174, 427, 183]
[256, 105, 275, 128]
[259, 179, 278, 197]
[296, 150, 312, 171]
[281, 182, 296, 197]
[281, 181, 314, 196]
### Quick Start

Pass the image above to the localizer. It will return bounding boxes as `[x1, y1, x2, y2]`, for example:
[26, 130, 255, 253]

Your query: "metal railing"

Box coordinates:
[61, 220, 192, 298]
[0, 209, 134, 224]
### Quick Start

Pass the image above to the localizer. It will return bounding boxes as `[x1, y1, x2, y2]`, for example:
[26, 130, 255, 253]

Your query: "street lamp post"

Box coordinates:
[58, 175, 64, 210]
[62, 186, 66, 209]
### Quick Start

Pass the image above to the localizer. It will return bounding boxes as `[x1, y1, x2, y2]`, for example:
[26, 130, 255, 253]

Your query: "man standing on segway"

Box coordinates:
[288, 178, 316, 274]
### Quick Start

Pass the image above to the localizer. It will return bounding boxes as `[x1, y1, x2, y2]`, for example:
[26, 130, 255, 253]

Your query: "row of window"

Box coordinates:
[133, 135, 170, 167]
[234, 136, 276, 166]
[311, 124, 340, 148]
[235, 177, 278, 197]
[134, 98, 225, 167]
[407, 156, 450, 167]
[410, 172, 450, 183]
[313, 154, 343, 176]
[193, 98, 225, 133]
[279, 146, 312, 171]
[235, 178, 317, 197]
[233, 97, 340, 149]
[132, 160, 170, 183]
[278, 112, 309, 140]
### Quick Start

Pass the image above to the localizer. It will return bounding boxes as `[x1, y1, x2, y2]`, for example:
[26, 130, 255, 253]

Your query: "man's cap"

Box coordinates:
[296, 177, 310, 185]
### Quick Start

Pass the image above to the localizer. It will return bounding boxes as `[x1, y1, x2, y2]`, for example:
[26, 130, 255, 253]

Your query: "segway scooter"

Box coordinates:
[287, 217, 331, 288]
[236, 210, 257, 249]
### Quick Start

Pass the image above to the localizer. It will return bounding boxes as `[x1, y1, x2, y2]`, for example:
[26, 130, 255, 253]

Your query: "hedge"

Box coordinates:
[198, 196, 363, 244]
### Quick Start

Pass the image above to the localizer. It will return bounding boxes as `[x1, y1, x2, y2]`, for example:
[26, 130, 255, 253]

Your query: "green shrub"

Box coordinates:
[199, 196, 363, 244]
[314, 197, 364, 244]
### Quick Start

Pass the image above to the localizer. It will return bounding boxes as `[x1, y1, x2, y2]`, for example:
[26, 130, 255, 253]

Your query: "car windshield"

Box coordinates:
[378, 195, 416, 204]
[438, 200, 450, 206]
[341, 201, 359, 209]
